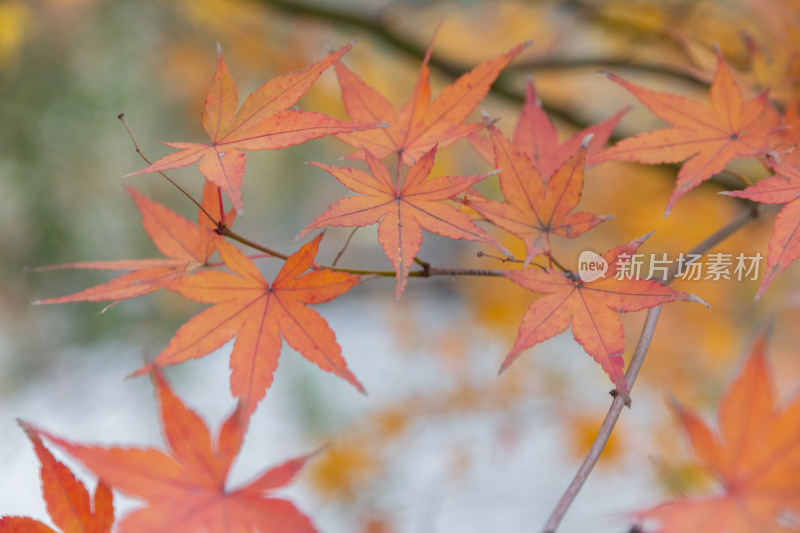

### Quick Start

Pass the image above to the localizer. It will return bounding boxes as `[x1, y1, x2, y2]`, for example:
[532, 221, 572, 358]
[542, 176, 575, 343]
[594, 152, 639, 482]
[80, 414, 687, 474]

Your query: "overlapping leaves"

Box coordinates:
[636, 335, 800, 532]
[465, 125, 609, 266]
[131, 43, 379, 212]
[34, 183, 233, 307]
[134, 233, 363, 414]
[24, 372, 319, 533]
[725, 160, 800, 298]
[502, 235, 704, 395]
[0, 423, 114, 533]
[298, 146, 507, 297]
[334, 33, 529, 164]
[596, 50, 775, 213]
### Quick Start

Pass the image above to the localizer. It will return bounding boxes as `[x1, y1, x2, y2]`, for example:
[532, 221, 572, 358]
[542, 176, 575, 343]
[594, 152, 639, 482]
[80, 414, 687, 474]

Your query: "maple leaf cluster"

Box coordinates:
[12, 14, 800, 533]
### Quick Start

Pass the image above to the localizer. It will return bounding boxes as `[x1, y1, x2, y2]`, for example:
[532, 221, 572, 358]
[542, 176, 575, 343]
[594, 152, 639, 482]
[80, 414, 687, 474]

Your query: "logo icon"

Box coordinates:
[578, 250, 608, 282]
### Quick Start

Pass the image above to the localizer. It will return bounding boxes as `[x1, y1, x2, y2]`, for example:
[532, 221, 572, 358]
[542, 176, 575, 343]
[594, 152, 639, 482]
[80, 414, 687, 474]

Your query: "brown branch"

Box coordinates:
[253, 0, 653, 130]
[511, 57, 707, 87]
[541, 203, 762, 533]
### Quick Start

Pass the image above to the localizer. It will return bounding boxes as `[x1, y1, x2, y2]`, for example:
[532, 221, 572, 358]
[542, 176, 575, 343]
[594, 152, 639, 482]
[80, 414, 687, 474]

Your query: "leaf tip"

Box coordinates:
[688, 294, 710, 308]
[126, 364, 151, 380]
[598, 70, 612, 79]
[486, 168, 502, 177]
[581, 133, 595, 148]
[348, 37, 359, 47]
[216, 42, 223, 55]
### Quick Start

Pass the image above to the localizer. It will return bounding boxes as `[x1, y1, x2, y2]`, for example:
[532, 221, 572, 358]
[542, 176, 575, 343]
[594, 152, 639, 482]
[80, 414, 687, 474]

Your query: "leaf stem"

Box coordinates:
[540, 203, 762, 533]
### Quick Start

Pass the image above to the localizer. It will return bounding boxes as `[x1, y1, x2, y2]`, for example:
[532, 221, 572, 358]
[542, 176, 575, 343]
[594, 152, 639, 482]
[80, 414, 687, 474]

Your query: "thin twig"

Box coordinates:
[333, 227, 359, 266]
[541, 203, 762, 533]
[118, 114, 216, 224]
[255, 0, 582, 129]
[120, 120, 507, 279]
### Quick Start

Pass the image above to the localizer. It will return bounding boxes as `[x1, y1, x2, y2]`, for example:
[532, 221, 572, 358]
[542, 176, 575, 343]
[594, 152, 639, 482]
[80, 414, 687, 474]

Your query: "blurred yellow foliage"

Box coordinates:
[566, 412, 621, 462]
[308, 441, 382, 501]
[0, 0, 30, 67]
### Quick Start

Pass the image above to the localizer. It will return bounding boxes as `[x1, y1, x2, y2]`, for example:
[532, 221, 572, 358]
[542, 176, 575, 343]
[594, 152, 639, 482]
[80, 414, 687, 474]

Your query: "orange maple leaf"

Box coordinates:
[596, 50, 774, 213]
[465, 125, 609, 265]
[636, 334, 800, 532]
[725, 160, 800, 299]
[134, 233, 363, 414]
[0, 422, 114, 533]
[297, 146, 507, 297]
[34, 183, 233, 307]
[25, 372, 320, 533]
[333, 32, 529, 165]
[130, 42, 379, 212]
[469, 79, 627, 179]
[503, 235, 704, 395]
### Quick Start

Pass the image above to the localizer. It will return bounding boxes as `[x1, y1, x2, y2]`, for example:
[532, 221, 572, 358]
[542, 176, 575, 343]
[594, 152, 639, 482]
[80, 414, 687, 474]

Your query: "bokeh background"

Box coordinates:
[2, 0, 799, 531]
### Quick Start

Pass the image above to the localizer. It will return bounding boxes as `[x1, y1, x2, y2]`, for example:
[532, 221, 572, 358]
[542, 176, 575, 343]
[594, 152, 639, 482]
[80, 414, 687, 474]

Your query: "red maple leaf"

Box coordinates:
[635, 334, 800, 532]
[725, 160, 800, 299]
[133, 233, 363, 414]
[465, 124, 609, 265]
[25, 372, 320, 533]
[333, 31, 529, 165]
[130, 42, 379, 212]
[0, 421, 114, 533]
[34, 183, 233, 307]
[595, 50, 775, 213]
[503, 235, 704, 395]
[469, 79, 627, 178]
[297, 146, 507, 297]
